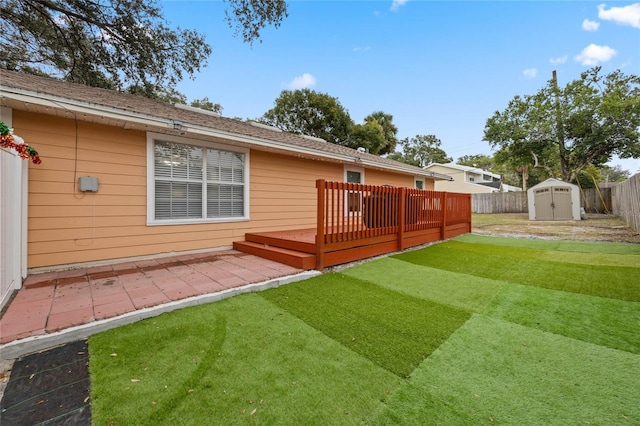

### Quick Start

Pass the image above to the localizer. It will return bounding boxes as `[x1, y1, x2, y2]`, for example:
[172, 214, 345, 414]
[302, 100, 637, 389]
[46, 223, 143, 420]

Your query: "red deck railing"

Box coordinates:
[315, 180, 471, 269]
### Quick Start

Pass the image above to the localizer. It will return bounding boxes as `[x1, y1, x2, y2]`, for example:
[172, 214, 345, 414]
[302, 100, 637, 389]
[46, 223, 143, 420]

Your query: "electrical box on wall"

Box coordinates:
[78, 176, 99, 192]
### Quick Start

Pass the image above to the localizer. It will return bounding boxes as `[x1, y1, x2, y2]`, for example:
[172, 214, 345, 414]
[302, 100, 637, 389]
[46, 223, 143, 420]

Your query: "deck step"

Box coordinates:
[233, 241, 316, 270]
[244, 232, 316, 254]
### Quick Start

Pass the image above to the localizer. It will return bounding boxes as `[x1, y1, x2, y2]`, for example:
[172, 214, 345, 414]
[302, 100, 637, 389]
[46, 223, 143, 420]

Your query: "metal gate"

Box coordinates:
[533, 187, 572, 220]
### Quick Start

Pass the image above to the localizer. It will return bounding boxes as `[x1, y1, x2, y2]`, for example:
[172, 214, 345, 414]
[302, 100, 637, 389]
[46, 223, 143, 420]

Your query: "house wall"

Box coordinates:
[427, 166, 493, 194]
[15, 110, 430, 269]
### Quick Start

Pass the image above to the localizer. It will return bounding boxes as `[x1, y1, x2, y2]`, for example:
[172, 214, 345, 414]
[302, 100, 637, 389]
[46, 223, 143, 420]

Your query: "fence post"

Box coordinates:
[441, 192, 448, 240]
[398, 187, 406, 251]
[315, 179, 325, 271]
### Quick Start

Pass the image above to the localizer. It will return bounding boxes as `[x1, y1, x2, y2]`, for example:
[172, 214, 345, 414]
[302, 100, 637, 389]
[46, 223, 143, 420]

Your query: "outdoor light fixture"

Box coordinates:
[171, 119, 184, 131]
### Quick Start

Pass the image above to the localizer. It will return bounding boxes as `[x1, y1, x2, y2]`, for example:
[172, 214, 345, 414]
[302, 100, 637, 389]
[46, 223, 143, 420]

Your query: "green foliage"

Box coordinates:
[600, 164, 631, 182]
[1, 0, 211, 93]
[223, 0, 288, 45]
[456, 154, 495, 170]
[349, 121, 387, 154]
[260, 89, 354, 145]
[363, 111, 399, 155]
[2, 0, 288, 97]
[484, 67, 640, 182]
[392, 134, 452, 167]
[189, 97, 223, 114]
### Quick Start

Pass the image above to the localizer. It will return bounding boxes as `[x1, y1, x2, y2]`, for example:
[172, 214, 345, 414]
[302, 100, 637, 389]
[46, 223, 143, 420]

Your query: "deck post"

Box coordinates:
[398, 187, 406, 251]
[441, 191, 448, 240]
[316, 179, 326, 271]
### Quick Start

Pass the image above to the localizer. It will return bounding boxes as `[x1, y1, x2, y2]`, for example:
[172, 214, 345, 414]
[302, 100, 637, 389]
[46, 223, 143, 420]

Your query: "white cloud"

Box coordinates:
[582, 19, 600, 31]
[353, 46, 371, 52]
[523, 68, 538, 78]
[598, 3, 640, 28]
[574, 44, 617, 65]
[287, 73, 317, 90]
[550, 55, 568, 64]
[391, 0, 408, 12]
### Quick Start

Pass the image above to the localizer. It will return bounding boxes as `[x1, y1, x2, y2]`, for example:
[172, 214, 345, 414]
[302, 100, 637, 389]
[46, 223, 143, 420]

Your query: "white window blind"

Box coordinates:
[153, 140, 245, 221]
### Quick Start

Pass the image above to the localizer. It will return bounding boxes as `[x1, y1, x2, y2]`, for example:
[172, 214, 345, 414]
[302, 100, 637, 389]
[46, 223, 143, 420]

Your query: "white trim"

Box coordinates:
[146, 132, 250, 226]
[414, 177, 425, 189]
[344, 165, 365, 184]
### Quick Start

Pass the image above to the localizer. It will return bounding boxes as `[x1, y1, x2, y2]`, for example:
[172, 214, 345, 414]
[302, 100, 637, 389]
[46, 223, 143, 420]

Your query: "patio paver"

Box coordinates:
[0, 250, 308, 350]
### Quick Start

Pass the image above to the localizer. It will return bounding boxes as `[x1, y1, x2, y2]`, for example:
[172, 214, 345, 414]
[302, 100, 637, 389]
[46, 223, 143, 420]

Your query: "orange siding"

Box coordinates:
[14, 110, 436, 269]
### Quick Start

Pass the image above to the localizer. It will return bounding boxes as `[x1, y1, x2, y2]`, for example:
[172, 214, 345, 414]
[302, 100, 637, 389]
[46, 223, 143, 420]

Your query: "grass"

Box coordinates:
[90, 295, 401, 425]
[394, 240, 640, 301]
[373, 315, 640, 425]
[89, 234, 640, 425]
[260, 273, 470, 377]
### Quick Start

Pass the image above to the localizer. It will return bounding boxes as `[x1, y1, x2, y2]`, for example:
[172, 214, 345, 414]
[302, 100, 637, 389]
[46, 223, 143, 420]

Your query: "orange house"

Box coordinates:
[0, 70, 454, 297]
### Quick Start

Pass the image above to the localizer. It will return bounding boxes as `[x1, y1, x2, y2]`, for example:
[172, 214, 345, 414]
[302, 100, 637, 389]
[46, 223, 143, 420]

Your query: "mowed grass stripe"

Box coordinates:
[454, 237, 640, 268]
[90, 294, 401, 426]
[372, 315, 640, 425]
[260, 273, 470, 378]
[485, 283, 640, 354]
[394, 242, 640, 302]
[458, 233, 640, 255]
[341, 257, 504, 313]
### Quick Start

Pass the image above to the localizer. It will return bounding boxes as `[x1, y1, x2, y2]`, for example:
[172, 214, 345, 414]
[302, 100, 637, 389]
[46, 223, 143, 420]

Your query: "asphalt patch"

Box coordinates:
[0, 340, 90, 425]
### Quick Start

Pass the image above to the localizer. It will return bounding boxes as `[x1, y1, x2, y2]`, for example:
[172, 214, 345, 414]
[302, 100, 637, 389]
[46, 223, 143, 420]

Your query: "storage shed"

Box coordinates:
[527, 178, 581, 221]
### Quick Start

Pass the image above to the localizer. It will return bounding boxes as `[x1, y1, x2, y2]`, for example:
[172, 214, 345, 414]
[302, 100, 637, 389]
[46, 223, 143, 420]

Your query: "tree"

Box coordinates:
[189, 97, 223, 114]
[224, 0, 288, 45]
[390, 135, 452, 168]
[1, 0, 288, 96]
[348, 121, 387, 155]
[484, 67, 640, 183]
[457, 154, 495, 170]
[260, 89, 354, 145]
[363, 111, 398, 155]
[600, 165, 631, 183]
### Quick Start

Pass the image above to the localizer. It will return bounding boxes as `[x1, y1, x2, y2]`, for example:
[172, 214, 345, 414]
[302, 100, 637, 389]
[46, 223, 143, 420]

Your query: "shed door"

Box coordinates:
[534, 187, 572, 220]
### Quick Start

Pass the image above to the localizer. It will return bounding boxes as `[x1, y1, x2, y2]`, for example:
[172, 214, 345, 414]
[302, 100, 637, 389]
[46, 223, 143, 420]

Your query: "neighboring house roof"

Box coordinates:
[0, 69, 452, 181]
[477, 181, 502, 189]
[425, 162, 501, 180]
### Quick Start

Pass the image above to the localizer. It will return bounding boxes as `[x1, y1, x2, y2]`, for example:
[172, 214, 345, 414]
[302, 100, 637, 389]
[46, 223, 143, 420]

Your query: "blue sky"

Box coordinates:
[165, 1, 640, 174]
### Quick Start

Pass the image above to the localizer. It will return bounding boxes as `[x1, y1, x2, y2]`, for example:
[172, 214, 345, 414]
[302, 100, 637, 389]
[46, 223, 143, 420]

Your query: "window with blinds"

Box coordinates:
[153, 140, 246, 221]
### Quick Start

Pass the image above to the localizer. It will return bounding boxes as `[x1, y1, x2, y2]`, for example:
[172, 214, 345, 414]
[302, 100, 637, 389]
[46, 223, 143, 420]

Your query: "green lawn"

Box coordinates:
[90, 235, 640, 425]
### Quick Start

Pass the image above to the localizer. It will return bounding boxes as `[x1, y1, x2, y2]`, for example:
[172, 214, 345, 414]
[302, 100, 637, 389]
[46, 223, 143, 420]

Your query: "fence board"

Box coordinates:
[612, 174, 640, 233]
[472, 187, 613, 214]
[472, 192, 527, 214]
[579, 187, 612, 213]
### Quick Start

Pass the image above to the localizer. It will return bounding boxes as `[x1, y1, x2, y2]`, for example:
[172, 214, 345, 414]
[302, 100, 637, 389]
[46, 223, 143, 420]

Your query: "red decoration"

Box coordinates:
[0, 122, 41, 164]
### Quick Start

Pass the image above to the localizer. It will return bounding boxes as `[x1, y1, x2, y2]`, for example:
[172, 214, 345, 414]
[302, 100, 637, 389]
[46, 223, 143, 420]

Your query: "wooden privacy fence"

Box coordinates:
[472, 192, 528, 213]
[315, 180, 471, 270]
[472, 188, 613, 214]
[611, 174, 640, 232]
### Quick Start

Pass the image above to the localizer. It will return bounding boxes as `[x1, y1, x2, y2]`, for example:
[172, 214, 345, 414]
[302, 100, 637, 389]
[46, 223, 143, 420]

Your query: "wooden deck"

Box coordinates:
[234, 180, 472, 270]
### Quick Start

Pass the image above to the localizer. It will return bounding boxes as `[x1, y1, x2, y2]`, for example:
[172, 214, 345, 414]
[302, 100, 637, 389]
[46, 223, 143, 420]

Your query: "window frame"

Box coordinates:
[414, 178, 425, 190]
[146, 133, 250, 226]
[344, 166, 364, 214]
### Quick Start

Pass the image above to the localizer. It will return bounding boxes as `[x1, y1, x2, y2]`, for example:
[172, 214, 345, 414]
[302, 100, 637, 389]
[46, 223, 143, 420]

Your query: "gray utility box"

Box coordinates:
[78, 176, 99, 192]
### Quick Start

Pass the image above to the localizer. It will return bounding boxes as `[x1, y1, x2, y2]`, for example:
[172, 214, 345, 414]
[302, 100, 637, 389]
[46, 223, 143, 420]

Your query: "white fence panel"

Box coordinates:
[1, 147, 25, 310]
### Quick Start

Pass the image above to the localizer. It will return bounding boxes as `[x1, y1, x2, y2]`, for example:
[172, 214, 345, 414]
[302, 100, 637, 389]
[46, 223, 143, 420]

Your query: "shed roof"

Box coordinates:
[527, 178, 578, 192]
[0, 70, 452, 181]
